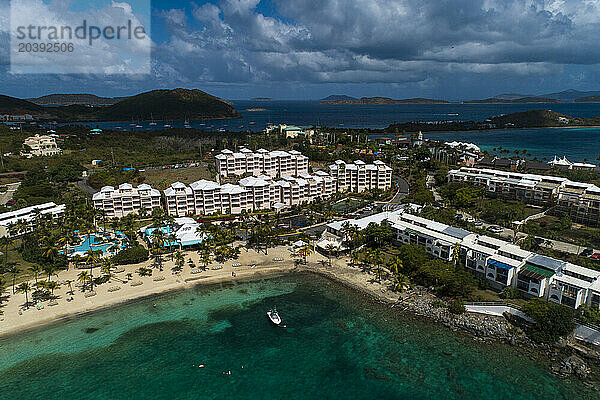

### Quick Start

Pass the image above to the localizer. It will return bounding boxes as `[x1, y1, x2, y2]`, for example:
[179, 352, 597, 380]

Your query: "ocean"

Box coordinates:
[0, 273, 593, 400]
[69, 101, 600, 162]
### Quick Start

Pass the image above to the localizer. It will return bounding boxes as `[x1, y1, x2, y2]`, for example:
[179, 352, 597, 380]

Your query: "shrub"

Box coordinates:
[499, 287, 521, 300]
[578, 304, 600, 326]
[448, 299, 466, 315]
[522, 299, 575, 343]
[111, 246, 149, 265]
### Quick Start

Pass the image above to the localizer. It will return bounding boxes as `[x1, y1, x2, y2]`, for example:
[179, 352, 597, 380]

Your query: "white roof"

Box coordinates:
[190, 179, 221, 191]
[239, 177, 270, 187]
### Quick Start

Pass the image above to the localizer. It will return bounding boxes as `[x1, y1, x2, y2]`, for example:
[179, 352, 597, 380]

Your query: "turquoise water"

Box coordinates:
[62, 233, 125, 257]
[426, 127, 600, 162]
[0, 273, 594, 399]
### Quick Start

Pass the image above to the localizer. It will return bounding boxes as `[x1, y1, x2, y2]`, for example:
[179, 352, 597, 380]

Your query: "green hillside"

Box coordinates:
[96, 88, 241, 121]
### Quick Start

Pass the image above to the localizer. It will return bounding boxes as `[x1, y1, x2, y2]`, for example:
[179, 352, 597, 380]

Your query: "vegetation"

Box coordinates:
[522, 299, 575, 343]
[0, 89, 241, 121]
[111, 246, 149, 265]
[448, 298, 466, 314]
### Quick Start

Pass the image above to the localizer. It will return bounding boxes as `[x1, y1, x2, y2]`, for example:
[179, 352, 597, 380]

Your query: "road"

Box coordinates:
[77, 177, 98, 195]
[388, 175, 409, 204]
[459, 212, 588, 255]
[0, 182, 20, 205]
[426, 174, 442, 202]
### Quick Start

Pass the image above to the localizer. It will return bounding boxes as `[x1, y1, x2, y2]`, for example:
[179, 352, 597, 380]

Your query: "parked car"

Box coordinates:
[466, 217, 476, 223]
[487, 225, 504, 234]
[591, 253, 600, 259]
[581, 248, 594, 257]
[454, 213, 463, 219]
[473, 220, 483, 227]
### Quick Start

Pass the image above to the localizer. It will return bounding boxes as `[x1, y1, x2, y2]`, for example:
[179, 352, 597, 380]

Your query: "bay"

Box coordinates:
[0, 273, 594, 400]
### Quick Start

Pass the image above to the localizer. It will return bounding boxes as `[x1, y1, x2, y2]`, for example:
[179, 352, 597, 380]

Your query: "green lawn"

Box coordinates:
[332, 198, 367, 213]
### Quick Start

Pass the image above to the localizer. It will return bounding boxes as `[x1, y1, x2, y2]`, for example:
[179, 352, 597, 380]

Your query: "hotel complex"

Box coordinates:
[92, 149, 392, 218]
[215, 148, 309, 178]
[328, 160, 393, 193]
[92, 183, 162, 218]
[0, 202, 66, 238]
[323, 208, 600, 310]
[448, 167, 600, 226]
[163, 172, 337, 217]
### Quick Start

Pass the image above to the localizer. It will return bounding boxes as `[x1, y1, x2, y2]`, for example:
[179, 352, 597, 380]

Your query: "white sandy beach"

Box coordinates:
[0, 243, 404, 337]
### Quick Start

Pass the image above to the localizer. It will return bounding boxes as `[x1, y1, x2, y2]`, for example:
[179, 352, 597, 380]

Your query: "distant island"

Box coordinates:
[382, 109, 600, 133]
[27, 94, 127, 106]
[466, 89, 600, 103]
[321, 95, 358, 102]
[464, 97, 563, 104]
[0, 88, 242, 121]
[250, 97, 273, 101]
[245, 108, 268, 112]
[321, 96, 450, 104]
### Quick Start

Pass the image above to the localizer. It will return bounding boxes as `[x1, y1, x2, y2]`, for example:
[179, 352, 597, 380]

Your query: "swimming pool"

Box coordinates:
[62, 232, 126, 258]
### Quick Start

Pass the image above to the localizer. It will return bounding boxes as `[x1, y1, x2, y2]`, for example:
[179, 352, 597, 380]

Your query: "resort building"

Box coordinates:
[21, 134, 62, 158]
[448, 167, 600, 226]
[324, 208, 600, 310]
[549, 156, 597, 171]
[139, 217, 209, 248]
[328, 160, 393, 193]
[214, 148, 309, 178]
[92, 184, 162, 218]
[0, 202, 66, 237]
[164, 172, 337, 217]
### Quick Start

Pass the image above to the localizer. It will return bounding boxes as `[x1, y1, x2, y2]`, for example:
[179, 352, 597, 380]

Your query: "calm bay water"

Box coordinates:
[0, 273, 593, 400]
[66, 101, 600, 162]
[425, 127, 600, 162]
[76, 100, 600, 132]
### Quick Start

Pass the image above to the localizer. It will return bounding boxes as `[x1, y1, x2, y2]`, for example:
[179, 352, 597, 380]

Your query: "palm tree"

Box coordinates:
[350, 251, 360, 267]
[28, 264, 42, 284]
[392, 272, 409, 292]
[325, 244, 337, 267]
[84, 249, 101, 291]
[299, 244, 313, 264]
[64, 279, 74, 295]
[200, 251, 211, 271]
[174, 250, 185, 269]
[101, 259, 114, 280]
[78, 271, 91, 291]
[6, 262, 20, 294]
[0, 236, 11, 265]
[16, 282, 31, 309]
[42, 264, 57, 282]
[451, 242, 461, 268]
[46, 281, 60, 297]
[42, 242, 59, 266]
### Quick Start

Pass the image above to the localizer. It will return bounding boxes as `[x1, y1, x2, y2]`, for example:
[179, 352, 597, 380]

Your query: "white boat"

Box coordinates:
[267, 308, 282, 325]
[164, 124, 172, 128]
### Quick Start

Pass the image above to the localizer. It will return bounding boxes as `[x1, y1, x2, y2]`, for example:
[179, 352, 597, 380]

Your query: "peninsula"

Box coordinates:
[1, 88, 242, 121]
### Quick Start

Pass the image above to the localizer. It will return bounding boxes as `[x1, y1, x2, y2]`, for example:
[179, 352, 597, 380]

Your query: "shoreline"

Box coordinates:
[1, 247, 598, 383]
[0, 245, 297, 338]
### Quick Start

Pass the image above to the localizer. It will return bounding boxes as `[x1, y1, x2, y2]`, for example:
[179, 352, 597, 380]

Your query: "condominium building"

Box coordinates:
[0, 202, 66, 237]
[328, 160, 393, 193]
[164, 172, 337, 217]
[92, 183, 162, 218]
[21, 134, 62, 157]
[448, 167, 600, 226]
[324, 208, 600, 310]
[214, 148, 309, 178]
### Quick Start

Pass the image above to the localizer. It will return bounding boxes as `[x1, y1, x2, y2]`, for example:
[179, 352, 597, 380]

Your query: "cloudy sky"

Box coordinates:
[2, 0, 600, 100]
